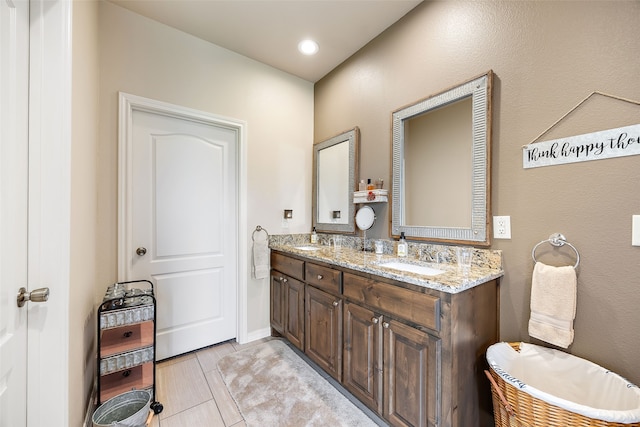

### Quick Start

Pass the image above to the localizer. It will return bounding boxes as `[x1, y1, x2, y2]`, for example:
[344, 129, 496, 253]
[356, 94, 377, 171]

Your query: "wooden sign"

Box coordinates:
[523, 123, 640, 169]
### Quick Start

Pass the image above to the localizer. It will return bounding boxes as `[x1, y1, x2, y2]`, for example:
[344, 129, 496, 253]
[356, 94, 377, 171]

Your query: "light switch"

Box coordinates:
[633, 215, 640, 246]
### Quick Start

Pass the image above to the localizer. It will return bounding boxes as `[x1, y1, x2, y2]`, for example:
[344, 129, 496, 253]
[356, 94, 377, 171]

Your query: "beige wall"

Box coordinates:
[315, 1, 640, 385]
[97, 1, 314, 344]
[72, 2, 315, 420]
[71, 1, 100, 425]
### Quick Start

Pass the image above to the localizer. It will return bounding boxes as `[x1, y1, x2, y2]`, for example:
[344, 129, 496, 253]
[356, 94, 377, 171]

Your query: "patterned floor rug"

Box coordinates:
[217, 339, 380, 427]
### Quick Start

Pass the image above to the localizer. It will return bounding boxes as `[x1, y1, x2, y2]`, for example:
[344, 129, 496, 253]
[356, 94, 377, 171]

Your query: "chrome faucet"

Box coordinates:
[418, 248, 447, 265]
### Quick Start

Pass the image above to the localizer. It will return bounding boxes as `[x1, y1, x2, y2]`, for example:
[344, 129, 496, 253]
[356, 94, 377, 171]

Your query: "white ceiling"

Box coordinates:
[108, 0, 423, 82]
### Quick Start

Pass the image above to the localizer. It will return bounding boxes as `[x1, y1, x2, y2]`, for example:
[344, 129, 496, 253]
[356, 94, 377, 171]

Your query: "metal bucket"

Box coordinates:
[92, 390, 151, 427]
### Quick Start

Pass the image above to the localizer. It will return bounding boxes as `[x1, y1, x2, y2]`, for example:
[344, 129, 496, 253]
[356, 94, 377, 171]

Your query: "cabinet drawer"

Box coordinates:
[100, 321, 154, 358]
[343, 272, 440, 331]
[305, 263, 341, 294]
[271, 252, 305, 281]
[99, 362, 154, 403]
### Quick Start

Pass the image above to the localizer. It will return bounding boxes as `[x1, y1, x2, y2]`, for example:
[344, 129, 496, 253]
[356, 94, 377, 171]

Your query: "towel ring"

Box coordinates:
[531, 233, 580, 269]
[252, 225, 269, 242]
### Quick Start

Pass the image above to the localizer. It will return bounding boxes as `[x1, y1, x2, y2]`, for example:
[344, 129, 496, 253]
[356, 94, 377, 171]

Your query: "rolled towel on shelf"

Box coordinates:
[528, 261, 577, 348]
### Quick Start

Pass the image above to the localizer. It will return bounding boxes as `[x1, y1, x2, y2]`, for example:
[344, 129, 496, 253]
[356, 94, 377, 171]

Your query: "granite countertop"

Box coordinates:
[269, 240, 503, 294]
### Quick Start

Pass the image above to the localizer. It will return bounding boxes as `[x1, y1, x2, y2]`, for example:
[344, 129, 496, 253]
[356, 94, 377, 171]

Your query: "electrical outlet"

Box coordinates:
[493, 215, 511, 239]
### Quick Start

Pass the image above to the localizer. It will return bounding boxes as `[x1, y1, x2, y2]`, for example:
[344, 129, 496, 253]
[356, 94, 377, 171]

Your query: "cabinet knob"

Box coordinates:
[382, 322, 390, 328]
[279, 276, 284, 281]
[332, 301, 339, 307]
[372, 318, 379, 324]
[283, 278, 288, 283]
[136, 247, 147, 256]
[317, 274, 323, 280]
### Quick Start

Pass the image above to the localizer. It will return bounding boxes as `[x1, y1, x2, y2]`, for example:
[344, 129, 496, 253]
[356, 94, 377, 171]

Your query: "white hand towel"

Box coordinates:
[252, 237, 270, 279]
[528, 261, 577, 348]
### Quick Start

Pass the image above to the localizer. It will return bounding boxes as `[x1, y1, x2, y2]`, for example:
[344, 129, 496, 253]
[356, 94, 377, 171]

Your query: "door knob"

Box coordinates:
[136, 247, 147, 256]
[17, 287, 50, 308]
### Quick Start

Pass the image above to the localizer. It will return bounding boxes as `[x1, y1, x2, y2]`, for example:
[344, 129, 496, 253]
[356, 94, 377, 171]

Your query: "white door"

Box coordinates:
[121, 96, 239, 360]
[0, 0, 29, 424]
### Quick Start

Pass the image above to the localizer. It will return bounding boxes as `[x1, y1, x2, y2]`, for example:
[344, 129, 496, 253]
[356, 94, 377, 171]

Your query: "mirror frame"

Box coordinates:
[391, 71, 493, 245]
[312, 127, 360, 234]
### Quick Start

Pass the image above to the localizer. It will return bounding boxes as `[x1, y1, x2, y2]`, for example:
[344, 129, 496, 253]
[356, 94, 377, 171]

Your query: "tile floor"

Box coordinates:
[149, 338, 271, 427]
[149, 337, 386, 427]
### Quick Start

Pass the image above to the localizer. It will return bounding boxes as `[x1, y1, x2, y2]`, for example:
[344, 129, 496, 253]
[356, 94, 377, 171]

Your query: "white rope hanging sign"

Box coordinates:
[522, 91, 640, 169]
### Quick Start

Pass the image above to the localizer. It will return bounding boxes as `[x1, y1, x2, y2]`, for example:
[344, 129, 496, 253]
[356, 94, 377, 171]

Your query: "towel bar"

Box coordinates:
[531, 233, 580, 269]
[252, 225, 269, 242]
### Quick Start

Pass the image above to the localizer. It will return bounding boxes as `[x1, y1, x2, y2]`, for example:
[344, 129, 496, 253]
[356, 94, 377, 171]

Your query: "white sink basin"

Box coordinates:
[294, 246, 321, 251]
[379, 261, 445, 276]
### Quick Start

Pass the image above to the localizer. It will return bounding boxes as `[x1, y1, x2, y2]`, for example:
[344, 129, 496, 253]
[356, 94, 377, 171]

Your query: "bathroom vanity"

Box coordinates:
[269, 242, 503, 427]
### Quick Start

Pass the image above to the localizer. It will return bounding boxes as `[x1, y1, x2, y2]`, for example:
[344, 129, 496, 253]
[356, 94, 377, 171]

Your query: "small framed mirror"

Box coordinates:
[313, 127, 359, 234]
[391, 71, 493, 245]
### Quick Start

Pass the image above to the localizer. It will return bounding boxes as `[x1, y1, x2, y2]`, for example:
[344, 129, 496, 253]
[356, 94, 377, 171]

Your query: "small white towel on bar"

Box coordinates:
[528, 261, 577, 348]
[252, 236, 270, 279]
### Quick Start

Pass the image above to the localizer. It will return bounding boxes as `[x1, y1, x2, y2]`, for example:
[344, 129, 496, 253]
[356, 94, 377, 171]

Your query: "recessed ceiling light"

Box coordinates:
[298, 39, 319, 56]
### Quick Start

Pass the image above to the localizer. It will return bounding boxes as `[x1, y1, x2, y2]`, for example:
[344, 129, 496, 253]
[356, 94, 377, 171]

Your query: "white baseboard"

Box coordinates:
[83, 380, 97, 427]
[244, 327, 271, 344]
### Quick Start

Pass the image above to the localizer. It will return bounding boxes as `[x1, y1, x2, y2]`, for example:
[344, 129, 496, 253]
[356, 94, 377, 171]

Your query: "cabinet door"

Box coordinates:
[384, 320, 440, 427]
[270, 273, 286, 335]
[284, 276, 305, 351]
[343, 302, 383, 414]
[305, 285, 342, 381]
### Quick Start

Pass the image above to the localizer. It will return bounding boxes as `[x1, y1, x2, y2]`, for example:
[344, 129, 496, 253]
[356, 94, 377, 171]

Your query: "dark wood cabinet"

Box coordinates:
[344, 301, 439, 427]
[270, 272, 305, 351]
[343, 302, 383, 413]
[270, 250, 498, 427]
[305, 284, 342, 381]
[270, 273, 286, 335]
[284, 275, 305, 350]
[343, 271, 498, 427]
[271, 252, 306, 351]
[384, 319, 439, 427]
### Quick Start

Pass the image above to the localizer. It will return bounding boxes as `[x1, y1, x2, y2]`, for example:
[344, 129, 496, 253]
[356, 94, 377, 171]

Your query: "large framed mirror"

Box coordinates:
[391, 71, 493, 245]
[313, 127, 359, 234]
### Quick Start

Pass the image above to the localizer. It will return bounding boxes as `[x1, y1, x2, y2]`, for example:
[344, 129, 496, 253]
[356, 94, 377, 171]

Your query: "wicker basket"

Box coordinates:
[485, 342, 640, 427]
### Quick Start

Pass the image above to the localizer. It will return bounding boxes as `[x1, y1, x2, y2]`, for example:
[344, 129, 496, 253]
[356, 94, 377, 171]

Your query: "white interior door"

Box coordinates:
[0, 0, 29, 424]
[122, 96, 239, 360]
